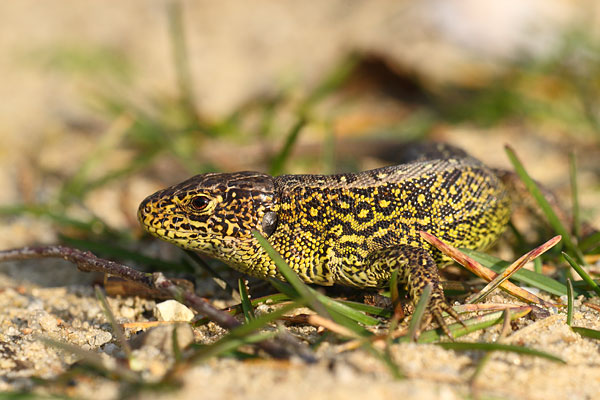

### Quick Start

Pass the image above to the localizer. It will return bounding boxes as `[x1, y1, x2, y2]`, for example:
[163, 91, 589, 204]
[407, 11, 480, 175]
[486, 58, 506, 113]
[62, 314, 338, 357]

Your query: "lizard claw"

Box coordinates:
[429, 298, 465, 340]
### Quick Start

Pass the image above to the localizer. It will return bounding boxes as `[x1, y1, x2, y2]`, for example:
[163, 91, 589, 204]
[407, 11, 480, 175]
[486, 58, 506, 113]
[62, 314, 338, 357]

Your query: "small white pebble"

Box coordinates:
[521, 286, 540, 296]
[0, 359, 16, 370]
[102, 343, 119, 356]
[6, 326, 19, 336]
[559, 295, 568, 304]
[26, 299, 44, 311]
[38, 313, 59, 333]
[154, 300, 194, 322]
[120, 306, 136, 320]
[88, 331, 112, 347]
[85, 306, 101, 320]
[254, 304, 273, 316]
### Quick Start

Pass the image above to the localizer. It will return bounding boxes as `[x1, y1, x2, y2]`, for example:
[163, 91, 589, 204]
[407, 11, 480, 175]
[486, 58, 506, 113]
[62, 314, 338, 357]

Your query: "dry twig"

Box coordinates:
[0, 245, 314, 362]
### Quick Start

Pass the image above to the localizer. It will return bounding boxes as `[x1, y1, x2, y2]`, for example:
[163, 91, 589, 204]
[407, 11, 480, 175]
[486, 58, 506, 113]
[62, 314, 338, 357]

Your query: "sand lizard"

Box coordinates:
[138, 143, 512, 335]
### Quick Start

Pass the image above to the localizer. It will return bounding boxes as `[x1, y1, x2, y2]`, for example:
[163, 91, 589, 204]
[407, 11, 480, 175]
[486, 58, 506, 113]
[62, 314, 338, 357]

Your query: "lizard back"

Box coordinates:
[269, 156, 510, 286]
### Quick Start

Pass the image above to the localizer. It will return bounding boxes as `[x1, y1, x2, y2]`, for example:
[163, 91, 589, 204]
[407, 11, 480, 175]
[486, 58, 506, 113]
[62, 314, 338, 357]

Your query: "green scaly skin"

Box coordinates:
[138, 144, 511, 335]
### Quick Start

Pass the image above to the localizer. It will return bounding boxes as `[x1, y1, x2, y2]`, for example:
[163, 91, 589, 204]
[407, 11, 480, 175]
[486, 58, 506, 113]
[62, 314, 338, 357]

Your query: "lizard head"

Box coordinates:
[138, 171, 277, 260]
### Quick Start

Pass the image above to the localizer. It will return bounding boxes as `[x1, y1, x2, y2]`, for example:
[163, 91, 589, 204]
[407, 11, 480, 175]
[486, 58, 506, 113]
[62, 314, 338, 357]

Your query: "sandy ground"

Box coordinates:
[1, 1, 600, 399]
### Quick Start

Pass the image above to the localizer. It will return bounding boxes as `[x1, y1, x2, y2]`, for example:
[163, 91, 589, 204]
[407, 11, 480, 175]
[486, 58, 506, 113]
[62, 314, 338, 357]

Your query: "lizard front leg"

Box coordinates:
[367, 245, 461, 338]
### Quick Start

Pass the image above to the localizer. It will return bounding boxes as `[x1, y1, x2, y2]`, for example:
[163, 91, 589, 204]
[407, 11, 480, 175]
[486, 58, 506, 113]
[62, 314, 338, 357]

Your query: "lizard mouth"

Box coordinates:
[138, 195, 191, 238]
[138, 199, 246, 251]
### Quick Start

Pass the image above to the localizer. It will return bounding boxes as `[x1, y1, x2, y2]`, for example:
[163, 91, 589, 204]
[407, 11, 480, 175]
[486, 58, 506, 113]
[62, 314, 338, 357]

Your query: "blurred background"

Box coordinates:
[1, 0, 599, 251]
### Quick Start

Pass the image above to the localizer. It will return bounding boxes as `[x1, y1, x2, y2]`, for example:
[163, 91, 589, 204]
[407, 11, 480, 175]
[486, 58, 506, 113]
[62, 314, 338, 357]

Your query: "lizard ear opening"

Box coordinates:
[261, 211, 278, 237]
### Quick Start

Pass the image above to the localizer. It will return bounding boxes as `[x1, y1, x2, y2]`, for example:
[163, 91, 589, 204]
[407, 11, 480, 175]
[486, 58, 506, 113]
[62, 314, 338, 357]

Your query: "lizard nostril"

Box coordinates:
[138, 199, 149, 217]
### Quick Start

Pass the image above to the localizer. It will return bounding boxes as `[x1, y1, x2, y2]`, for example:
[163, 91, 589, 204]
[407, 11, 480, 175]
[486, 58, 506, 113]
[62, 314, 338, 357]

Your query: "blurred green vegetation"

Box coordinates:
[435, 30, 600, 132]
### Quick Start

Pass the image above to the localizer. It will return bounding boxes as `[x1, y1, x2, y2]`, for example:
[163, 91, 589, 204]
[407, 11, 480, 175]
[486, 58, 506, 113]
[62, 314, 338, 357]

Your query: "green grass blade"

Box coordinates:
[505, 145, 585, 264]
[569, 151, 581, 239]
[269, 117, 306, 176]
[191, 331, 278, 362]
[315, 294, 380, 327]
[59, 114, 133, 203]
[569, 279, 600, 291]
[323, 308, 373, 337]
[534, 257, 542, 274]
[389, 267, 400, 305]
[210, 292, 292, 323]
[166, 0, 200, 125]
[39, 337, 140, 383]
[0, 393, 67, 400]
[189, 302, 311, 362]
[268, 278, 380, 326]
[94, 286, 131, 359]
[172, 326, 183, 363]
[238, 278, 255, 323]
[579, 231, 600, 252]
[437, 342, 565, 364]
[253, 231, 332, 319]
[396, 307, 531, 344]
[461, 249, 568, 296]
[322, 120, 336, 175]
[83, 150, 160, 194]
[224, 302, 301, 340]
[566, 279, 574, 326]
[250, 293, 292, 307]
[562, 252, 600, 297]
[337, 300, 392, 318]
[385, 266, 403, 343]
[469, 306, 512, 382]
[571, 326, 600, 339]
[256, 241, 379, 335]
[1, 204, 112, 236]
[267, 278, 304, 300]
[268, 56, 358, 176]
[508, 220, 527, 249]
[362, 343, 404, 380]
[407, 284, 432, 341]
[302, 55, 358, 110]
[470, 351, 493, 383]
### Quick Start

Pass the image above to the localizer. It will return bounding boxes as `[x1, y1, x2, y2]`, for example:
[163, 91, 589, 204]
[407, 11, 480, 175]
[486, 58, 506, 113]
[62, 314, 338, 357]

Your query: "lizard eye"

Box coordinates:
[190, 195, 210, 211]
